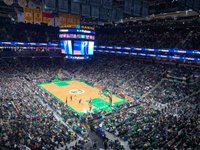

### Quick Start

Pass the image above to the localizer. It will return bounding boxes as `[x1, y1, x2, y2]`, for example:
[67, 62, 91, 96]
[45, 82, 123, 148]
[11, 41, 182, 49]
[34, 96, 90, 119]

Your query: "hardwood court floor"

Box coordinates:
[38, 80, 125, 115]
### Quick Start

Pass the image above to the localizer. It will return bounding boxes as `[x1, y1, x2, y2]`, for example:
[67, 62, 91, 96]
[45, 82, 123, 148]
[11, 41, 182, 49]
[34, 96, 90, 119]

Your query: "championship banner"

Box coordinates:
[66, 14, 73, 25]
[42, 12, 53, 26]
[66, 14, 80, 25]
[74, 15, 80, 25]
[58, 13, 80, 27]
[34, 8, 42, 24]
[24, 7, 33, 23]
[59, 13, 67, 27]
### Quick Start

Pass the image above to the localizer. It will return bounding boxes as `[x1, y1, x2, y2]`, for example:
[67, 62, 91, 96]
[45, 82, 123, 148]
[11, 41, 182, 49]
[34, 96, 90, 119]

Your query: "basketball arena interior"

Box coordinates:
[0, 0, 200, 150]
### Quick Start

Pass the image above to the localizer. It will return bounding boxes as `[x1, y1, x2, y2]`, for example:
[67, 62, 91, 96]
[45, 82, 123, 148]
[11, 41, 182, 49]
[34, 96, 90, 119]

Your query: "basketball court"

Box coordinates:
[38, 79, 126, 115]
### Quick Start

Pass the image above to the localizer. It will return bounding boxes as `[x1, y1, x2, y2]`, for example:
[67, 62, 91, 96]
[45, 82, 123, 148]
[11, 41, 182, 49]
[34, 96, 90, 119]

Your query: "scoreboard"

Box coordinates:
[59, 26, 95, 59]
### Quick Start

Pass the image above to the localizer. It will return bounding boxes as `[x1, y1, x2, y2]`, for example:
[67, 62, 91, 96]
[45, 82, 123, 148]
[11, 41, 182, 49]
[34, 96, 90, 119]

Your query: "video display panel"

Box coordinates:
[73, 41, 86, 55]
[73, 41, 94, 55]
[59, 27, 95, 59]
[88, 41, 94, 55]
[59, 34, 95, 40]
[60, 40, 72, 55]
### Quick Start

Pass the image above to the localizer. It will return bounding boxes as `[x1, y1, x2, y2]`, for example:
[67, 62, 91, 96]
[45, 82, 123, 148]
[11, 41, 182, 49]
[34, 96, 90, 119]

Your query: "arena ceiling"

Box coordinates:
[0, 0, 199, 24]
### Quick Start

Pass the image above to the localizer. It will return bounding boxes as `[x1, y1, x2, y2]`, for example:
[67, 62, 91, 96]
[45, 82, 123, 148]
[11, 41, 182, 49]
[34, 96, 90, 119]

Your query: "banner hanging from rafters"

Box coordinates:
[24, 7, 33, 23]
[34, 8, 42, 24]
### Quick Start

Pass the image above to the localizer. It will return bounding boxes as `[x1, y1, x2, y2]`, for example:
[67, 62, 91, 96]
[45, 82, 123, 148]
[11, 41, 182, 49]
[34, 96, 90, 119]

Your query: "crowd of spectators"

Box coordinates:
[0, 15, 199, 150]
[0, 17, 200, 51]
[95, 17, 200, 50]
[65, 55, 200, 149]
[0, 18, 59, 43]
[1, 54, 199, 149]
[0, 58, 80, 150]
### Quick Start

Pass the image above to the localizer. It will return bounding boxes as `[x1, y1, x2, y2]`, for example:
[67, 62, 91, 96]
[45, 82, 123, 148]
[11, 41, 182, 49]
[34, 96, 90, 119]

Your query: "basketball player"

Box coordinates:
[65, 97, 68, 104]
[89, 104, 92, 112]
[70, 95, 72, 101]
[109, 90, 112, 106]
[89, 98, 92, 104]
[99, 90, 102, 96]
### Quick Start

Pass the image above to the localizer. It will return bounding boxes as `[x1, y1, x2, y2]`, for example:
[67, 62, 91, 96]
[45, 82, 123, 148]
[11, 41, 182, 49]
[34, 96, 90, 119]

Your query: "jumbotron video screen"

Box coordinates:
[59, 26, 95, 59]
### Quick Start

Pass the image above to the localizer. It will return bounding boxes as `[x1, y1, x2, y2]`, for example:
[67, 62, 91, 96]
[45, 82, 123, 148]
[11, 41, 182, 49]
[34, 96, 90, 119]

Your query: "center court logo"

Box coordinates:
[69, 89, 85, 95]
